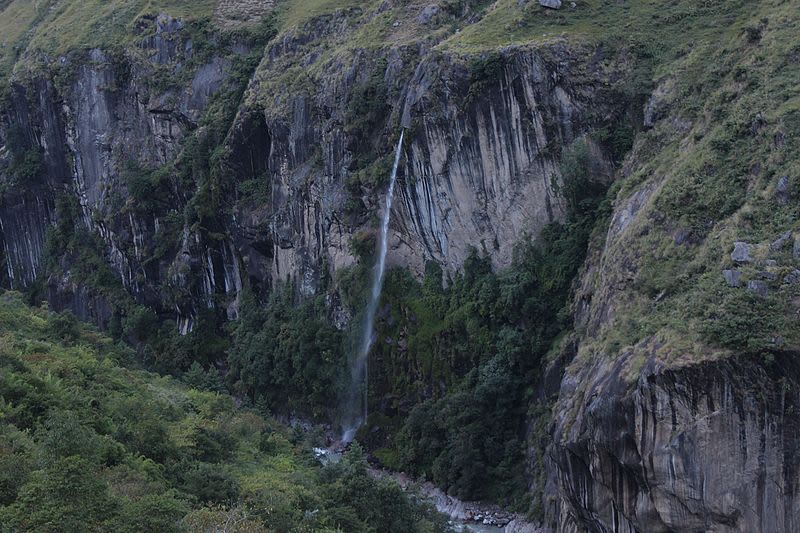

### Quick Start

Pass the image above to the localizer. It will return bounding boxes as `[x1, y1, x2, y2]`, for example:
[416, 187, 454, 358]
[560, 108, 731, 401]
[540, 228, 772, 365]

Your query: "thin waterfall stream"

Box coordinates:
[341, 130, 405, 443]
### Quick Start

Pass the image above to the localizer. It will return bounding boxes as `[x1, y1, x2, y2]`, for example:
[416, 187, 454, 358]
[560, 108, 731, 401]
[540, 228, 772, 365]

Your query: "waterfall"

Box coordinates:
[341, 130, 405, 443]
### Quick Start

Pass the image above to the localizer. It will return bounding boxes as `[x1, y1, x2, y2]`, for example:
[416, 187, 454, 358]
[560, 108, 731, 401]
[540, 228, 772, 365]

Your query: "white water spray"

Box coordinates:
[341, 130, 405, 443]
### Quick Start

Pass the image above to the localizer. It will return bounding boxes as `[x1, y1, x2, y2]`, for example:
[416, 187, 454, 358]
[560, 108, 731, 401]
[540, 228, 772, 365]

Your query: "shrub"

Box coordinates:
[179, 462, 240, 504]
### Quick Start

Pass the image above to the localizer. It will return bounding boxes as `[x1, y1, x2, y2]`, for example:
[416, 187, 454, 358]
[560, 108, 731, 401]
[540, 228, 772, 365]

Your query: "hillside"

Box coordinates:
[1, 0, 799, 531]
[0, 291, 443, 532]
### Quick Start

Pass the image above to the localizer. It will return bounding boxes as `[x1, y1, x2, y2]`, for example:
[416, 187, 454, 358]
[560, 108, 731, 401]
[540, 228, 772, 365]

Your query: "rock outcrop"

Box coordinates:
[541, 2, 800, 527]
[0, 9, 627, 331]
[548, 348, 800, 532]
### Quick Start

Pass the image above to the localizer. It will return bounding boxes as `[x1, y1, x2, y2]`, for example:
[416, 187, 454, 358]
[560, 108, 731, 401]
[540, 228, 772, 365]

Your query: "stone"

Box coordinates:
[539, 0, 562, 8]
[794, 236, 800, 260]
[758, 271, 778, 281]
[785, 270, 800, 285]
[417, 5, 439, 24]
[550, 346, 800, 533]
[770, 230, 793, 251]
[775, 175, 791, 204]
[673, 228, 691, 245]
[731, 241, 752, 262]
[722, 269, 741, 287]
[644, 79, 674, 127]
[747, 280, 768, 297]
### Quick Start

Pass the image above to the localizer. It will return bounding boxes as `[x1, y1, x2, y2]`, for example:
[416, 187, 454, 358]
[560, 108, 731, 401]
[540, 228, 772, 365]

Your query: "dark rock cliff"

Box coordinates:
[0, 14, 625, 333]
[547, 347, 800, 532]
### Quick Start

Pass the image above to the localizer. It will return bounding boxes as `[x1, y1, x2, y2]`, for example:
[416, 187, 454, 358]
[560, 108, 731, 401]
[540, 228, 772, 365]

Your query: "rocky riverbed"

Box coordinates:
[311, 426, 541, 532]
[372, 468, 542, 533]
[367, 469, 541, 533]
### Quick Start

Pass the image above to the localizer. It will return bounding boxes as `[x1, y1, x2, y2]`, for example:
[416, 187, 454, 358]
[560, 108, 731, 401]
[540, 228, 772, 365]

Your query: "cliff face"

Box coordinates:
[0, 7, 624, 330]
[395, 46, 616, 273]
[549, 349, 800, 533]
[238, 32, 621, 298]
[0, 78, 69, 290]
[0, 14, 259, 330]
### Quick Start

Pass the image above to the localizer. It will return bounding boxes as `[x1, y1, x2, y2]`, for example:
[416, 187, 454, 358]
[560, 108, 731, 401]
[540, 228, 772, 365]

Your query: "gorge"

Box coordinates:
[1, 1, 799, 532]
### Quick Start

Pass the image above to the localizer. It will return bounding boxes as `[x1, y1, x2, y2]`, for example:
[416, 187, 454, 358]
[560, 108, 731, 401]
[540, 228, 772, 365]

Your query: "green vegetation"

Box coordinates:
[572, 0, 800, 368]
[4, 128, 43, 184]
[228, 289, 347, 419]
[439, 0, 749, 53]
[0, 1, 39, 78]
[344, 140, 613, 507]
[17, 1, 216, 59]
[0, 291, 445, 532]
[277, 0, 375, 32]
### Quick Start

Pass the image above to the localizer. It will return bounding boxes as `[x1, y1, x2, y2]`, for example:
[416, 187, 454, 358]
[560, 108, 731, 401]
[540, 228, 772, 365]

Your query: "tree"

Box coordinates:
[0, 457, 117, 532]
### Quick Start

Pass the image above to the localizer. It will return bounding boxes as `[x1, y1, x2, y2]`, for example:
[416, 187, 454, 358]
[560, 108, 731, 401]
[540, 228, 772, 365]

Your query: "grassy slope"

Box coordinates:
[0, 0, 218, 78]
[0, 290, 307, 530]
[0, 291, 443, 532]
[25, 0, 216, 56]
[569, 0, 800, 373]
[439, 0, 745, 53]
[0, 0, 39, 77]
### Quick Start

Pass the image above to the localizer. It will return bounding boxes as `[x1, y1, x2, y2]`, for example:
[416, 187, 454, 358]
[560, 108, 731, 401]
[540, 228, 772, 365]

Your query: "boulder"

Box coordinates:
[785, 270, 800, 285]
[794, 235, 800, 260]
[731, 241, 752, 262]
[775, 175, 791, 204]
[539, 0, 562, 9]
[770, 230, 793, 251]
[723, 269, 742, 287]
[747, 280, 768, 297]
[417, 5, 439, 24]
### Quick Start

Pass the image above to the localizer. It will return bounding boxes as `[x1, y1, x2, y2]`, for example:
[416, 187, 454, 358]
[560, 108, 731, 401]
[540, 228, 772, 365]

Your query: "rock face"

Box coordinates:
[0, 78, 69, 290]
[0, 14, 250, 327]
[0, 10, 625, 335]
[548, 349, 800, 532]
[394, 46, 616, 273]
[0, 9, 629, 331]
[240, 36, 622, 295]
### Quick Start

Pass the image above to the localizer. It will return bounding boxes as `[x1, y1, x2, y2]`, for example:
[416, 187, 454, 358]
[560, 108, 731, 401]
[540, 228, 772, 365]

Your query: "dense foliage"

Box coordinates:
[362, 141, 611, 505]
[228, 289, 347, 419]
[0, 292, 445, 532]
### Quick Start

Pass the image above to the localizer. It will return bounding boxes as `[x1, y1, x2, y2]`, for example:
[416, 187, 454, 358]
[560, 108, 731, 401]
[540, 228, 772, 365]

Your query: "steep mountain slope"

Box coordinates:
[0, 1, 799, 532]
[0, 290, 444, 532]
[547, 1, 800, 530]
[0, 0, 631, 329]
